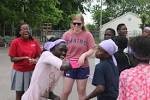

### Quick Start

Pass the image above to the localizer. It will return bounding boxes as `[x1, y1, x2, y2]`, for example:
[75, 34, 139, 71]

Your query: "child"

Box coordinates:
[142, 26, 150, 37]
[85, 39, 119, 100]
[104, 28, 116, 40]
[22, 37, 71, 100]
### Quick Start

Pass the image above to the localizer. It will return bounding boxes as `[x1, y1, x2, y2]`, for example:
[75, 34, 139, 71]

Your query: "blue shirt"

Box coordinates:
[92, 58, 119, 100]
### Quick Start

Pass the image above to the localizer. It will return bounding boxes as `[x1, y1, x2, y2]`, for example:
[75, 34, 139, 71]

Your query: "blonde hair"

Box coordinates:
[71, 14, 87, 31]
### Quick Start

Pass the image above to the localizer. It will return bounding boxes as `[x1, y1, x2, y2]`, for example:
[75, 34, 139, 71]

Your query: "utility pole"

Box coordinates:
[99, 0, 103, 41]
[22, 0, 28, 22]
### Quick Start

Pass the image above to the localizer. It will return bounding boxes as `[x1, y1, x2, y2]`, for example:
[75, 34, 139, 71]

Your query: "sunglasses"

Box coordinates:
[73, 22, 82, 26]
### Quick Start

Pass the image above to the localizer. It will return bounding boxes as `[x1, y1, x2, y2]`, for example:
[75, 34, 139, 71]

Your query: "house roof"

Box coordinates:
[102, 12, 141, 28]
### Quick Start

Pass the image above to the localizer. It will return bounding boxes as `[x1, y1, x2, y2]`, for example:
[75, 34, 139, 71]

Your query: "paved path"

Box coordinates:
[0, 47, 98, 100]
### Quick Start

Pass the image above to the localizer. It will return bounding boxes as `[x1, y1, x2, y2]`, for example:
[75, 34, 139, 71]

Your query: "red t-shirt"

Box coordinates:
[9, 37, 41, 72]
[62, 30, 95, 67]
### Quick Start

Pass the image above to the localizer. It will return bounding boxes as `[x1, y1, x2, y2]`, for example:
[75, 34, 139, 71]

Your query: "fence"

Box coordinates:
[33, 30, 100, 43]
[1, 30, 141, 47]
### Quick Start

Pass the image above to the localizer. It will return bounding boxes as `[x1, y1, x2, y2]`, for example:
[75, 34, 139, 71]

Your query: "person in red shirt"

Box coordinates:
[9, 22, 41, 100]
[61, 14, 95, 100]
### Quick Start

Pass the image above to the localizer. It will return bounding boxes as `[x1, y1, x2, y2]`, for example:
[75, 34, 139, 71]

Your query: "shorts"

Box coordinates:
[64, 67, 89, 79]
[11, 69, 33, 91]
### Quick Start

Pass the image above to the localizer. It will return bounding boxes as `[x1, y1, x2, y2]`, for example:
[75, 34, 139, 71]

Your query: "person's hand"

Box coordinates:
[28, 58, 37, 64]
[60, 60, 72, 71]
[78, 54, 86, 66]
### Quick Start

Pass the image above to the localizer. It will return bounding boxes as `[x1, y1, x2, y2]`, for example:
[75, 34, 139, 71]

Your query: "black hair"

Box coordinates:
[15, 22, 33, 40]
[117, 23, 126, 31]
[105, 28, 116, 36]
[144, 25, 150, 27]
[112, 36, 128, 51]
[129, 36, 150, 61]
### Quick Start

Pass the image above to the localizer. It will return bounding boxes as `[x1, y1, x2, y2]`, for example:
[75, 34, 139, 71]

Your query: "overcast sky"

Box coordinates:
[83, 0, 99, 25]
[83, 12, 93, 25]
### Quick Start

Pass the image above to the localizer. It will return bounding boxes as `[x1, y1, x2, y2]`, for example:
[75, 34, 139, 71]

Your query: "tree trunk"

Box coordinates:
[3, 22, 5, 37]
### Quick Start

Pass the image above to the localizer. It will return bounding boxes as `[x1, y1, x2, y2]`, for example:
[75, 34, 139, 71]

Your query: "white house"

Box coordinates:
[100, 12, 142, 39]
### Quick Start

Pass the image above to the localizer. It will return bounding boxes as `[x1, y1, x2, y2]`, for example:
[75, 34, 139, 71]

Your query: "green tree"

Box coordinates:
[0, 0, 93, 36]
[0, 0, 63, 36]
[86, 24, 97, 32]
[91, 0, 150, 28]
[53, 0, 93, 30]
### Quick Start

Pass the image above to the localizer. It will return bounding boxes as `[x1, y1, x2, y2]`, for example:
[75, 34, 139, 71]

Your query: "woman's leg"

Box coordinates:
[76, 79, 88, 100]
[60, 77, 74, 100]
[16, 91, 24, 100]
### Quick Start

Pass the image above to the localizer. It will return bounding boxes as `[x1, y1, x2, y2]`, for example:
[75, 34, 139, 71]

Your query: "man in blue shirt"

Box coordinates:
[85, 39, 119, 100]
